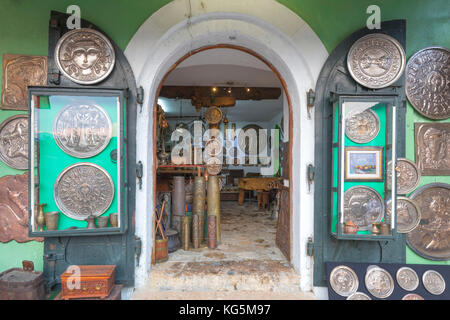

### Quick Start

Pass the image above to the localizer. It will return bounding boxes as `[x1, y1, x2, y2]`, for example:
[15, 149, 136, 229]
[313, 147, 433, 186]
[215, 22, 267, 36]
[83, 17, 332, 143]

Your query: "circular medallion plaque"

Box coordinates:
[205, 107, 223, 125]
[54, 28, 116, 85]
[402, 293, 424, 300]
[53, 103, 112, 158]
[0, 115, 28, 170]
[343, 186, 384, 231]
[422, 270, 446, 295]
[385, 197, 421, 233]
[206, 157, 222, 176]
[386, 159, 421, 194]
[329, 265, 359, 297]
[347, 33, 406, 89]
[345, 109, 380, 143]
[346, 292, 371, 300]
[365, 266, 394, 299]
[406, 47, 450, 120]
[54, 163, 114, 220]
[396, 267, 419, 291]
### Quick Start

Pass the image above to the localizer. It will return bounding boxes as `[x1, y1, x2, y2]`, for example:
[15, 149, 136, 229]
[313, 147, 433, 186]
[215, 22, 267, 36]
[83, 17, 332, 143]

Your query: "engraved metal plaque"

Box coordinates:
[345, 109, 380, 143]
[386, 158, 421, 194]
[365, 266, 394, 299]
[402, 293, 424, 300]
[385, 197, 421, 233]
[396, 267, 419, 291]
[415, 123, 450, 176]
[329, 265, 359, 297]
[346, 292, 371, 300]
[205, 107, 222, 125]
[1, 54, 47, 110]
[407, 183, 450, 261]
[54, 163, 114, 220]
[53, 103, 112, 158]
[0, 115, 28, 169]
[347, 33, 406, 89]
[343, 186, 384, 231]
[422, 270, 446, 295]
[406, 47, 450, 120]
[54, 28, 115, 85]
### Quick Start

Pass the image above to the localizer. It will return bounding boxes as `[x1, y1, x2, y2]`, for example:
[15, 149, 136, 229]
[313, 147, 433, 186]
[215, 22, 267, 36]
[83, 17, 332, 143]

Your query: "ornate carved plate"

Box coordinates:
[407, 183, 450, 260]
[206, 157, 222, 176]
[402, 293, 424, 300]
[0, 115, 28, 169]
[347, 33, 406, 89]
[329, 265, 359, 297]
[386, 158, 421, 194]
[53, 103, 112, 158]
[346, 292, 371, 300]
[364, 266, 394, 299]
[204, 107, 223, 125]
[396, 267, 419, 291]
[406, 47, 450, 120]
[54, 28, 115, 85]
[414, 123, 450, 176]
[54, 163, 114, 220]
[343, 186, 384, 231]
[422, 270, 446, 295]
[385, 197, 421, 233]
[345, 109, 380, 143]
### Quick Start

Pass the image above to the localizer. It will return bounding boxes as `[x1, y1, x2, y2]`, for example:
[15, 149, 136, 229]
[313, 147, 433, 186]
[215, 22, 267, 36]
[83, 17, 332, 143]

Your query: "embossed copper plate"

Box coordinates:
[54, 163, 114, 220]
[386, 158, 421, 194]
[53, 103, 112, 158]
[407, 183, 450, 260]
[329, 265, 359, 297]
[385, 197, 421, 233]
[396, 267, 419, 291]
[346, 292, 371, 300]
[422, 270, 446, 295]
[345, 109, 380, 143]
[55, 28, 115, 85]
[205, 107, 223, 125]
[402, 293, 424, 300]
[347, 33, 406, 89]
[343, 186, 384, 231]
[0, 115, 28, 169]
[406, 47, 450, 120]
[364, 266, 394, 299]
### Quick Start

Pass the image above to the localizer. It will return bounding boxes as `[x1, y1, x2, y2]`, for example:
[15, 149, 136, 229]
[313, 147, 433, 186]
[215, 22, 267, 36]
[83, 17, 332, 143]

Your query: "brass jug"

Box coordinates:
[36, 203, 46, 231]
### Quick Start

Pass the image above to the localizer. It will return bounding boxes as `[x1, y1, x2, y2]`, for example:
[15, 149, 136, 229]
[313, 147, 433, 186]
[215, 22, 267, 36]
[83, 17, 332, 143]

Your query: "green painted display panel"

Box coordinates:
[0, 241, 44, 272]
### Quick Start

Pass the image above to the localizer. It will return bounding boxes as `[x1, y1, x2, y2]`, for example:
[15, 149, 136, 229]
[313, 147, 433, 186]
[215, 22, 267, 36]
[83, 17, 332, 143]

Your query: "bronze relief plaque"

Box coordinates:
[364, 266, 394, 299]
[406, 47, 449, 120]
[343, 186, 384, 231]
[386, 158, 421, 194]
[385, 197, 421, 233]
[345, 109, 380, 143]
[0, 115, 28, 170]
[1, 54, 47, 110]
[329, 265, 359, 297]
[415, 123, 450, 176]
[407, 183, 450, 261]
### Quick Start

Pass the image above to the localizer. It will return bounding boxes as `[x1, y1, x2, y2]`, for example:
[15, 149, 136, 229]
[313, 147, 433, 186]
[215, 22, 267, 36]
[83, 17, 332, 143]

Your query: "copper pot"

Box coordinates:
[344, 223, 359, 234]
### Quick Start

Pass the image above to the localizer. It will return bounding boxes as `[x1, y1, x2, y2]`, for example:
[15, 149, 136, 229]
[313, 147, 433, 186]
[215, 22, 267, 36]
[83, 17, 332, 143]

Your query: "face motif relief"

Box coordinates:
[72, 41, 101, 71]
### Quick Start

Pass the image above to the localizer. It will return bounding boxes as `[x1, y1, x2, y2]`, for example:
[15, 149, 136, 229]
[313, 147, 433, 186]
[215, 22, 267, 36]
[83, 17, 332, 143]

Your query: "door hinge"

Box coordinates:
[307, 237, 314, 257]
[137, 86, 144, 112]
[307, 164, 315, 192]
[136, 161, 143, 190]
[135, 236, 142, 267]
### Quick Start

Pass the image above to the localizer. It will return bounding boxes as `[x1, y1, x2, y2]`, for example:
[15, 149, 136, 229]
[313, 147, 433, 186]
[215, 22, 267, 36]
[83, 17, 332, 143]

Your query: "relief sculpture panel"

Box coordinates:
[415, 123, 450, 176]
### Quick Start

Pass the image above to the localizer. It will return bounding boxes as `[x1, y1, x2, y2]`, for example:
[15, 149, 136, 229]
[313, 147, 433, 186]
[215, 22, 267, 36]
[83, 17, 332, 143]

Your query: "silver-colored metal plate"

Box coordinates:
[329, 265, 359, 297]
[385, 197, 421, 233]
[422, 270, 446, 295]
[345, 109, 380, 143]
[343, 186, 384, 231]
[386, 158, 421, 194]
[347, 33, 406, 89]
[396, 267, 419, 291]
[365, 266, 394, 299]
[346, 292, 371, 300]
[54, 28, 115, 85]
[53, 103, 112, 158]
[54, 163, 114, 220]
[406, 47, 450, 120]
[0, 115, 28, 169]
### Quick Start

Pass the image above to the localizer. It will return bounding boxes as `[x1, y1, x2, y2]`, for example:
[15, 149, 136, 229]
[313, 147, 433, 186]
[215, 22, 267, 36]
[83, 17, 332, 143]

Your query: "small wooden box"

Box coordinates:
[60, 265, 116, 300]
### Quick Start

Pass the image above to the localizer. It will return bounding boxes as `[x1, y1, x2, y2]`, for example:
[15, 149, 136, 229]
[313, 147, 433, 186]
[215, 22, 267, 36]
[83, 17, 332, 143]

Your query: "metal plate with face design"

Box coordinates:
[343, 186, 384, 231]
[406, 47, 450, 120]
[396, 267, 419, 291]
[54, 28, 116, 85]
[402, 293, 424, 300]
[385, 197, 421, 233]
[386, 158, 421, 194]
[53, 103, 112, 158]
[347, 33, 406, 89]
[346, 292, 371, 300]
[54, 163, 115, 220]
[329, 265, 359, 297]
[345, 109, 380, 143]
[422, 270, 446, 295]
[364, 266, 394, 299]
[0, 115, 28, 169]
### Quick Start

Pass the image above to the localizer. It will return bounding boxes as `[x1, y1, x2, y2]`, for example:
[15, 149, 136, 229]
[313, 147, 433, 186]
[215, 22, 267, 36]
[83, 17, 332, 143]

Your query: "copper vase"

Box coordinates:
[36, 203, 46, 232]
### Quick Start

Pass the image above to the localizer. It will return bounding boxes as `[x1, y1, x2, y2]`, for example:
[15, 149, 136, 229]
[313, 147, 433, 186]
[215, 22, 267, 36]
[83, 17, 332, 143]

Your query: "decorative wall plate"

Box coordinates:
[347, 33, 406, 89]
[345, 109, 380, 143]
[407, 183, 450, 260]
[422, 270, 446, 295]
[53, 103, 112, 158]
[343, 186, 384, 231]
[329, 265, 359, 297]
[346, 292, 371, 300]
[206, 157, 222, 176]
[204, 107, 223, 125]
[385, 197, 421, 233]
[402, 293, 424, 300]
[54, 163, 114, 220]
[0, 114, 28, 169]
[396, 267, 419, 291]
[54, 28, 116, 85]
[364, 266, 394, 299]
[386, 158, 421, 194]
[406, 47, 450, 120]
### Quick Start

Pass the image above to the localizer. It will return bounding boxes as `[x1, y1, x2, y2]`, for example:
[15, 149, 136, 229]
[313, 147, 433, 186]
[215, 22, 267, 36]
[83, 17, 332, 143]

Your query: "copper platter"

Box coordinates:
[0, 114, 28, 169]
[329, 265, 359, 297]
[402, 293, 424, 300]
[346, 292, 371, 300]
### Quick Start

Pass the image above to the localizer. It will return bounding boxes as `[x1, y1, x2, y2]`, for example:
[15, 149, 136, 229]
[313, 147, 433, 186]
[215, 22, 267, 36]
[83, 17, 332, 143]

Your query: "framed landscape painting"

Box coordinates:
[344, 146, 384, 181]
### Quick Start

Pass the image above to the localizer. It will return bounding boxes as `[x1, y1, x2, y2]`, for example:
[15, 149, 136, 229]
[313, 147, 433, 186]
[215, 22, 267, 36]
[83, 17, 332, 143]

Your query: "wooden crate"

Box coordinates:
[0, 268, 45, 300]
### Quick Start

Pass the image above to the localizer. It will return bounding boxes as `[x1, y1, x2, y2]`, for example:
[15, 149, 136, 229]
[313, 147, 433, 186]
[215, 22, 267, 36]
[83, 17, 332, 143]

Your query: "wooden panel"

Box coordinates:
[276, 187, 290, 261]
[280, 141, 289, 179]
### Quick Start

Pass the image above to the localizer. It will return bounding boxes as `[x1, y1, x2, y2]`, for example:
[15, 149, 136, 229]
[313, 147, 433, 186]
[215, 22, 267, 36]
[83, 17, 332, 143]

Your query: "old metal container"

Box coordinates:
[96, 216, 109, 228]
[109, 213, 118, 227]
[207, 175, 221, 242]
[165, 228, 180, 253]
[192, 214, 200, 249]
[207, 215, 217, 249]
[172, 176, 186, 232]
[0, 266, 45, 300]
[181, 216, 190, 251]
[185, 178, 194, 205]
[155, 236, 169, 263]
[193, 176, 206, 241]
[44, 211, 59, 230]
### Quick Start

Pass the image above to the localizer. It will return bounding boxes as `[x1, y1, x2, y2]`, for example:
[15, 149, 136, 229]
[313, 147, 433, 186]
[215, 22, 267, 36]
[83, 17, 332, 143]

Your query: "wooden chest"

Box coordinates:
[60, 265, 116, 300]
[0, 268, 45, 300]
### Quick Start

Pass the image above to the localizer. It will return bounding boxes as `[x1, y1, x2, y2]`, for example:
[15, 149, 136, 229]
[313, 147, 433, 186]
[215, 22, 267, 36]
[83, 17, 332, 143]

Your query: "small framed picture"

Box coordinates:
[344, 146, 384, 181]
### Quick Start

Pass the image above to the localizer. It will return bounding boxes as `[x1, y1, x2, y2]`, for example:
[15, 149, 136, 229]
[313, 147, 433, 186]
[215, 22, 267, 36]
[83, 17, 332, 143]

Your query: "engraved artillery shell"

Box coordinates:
[192, 214, 200, 249]
[193, 176, 206, 242]
[181, 216, 190, 251]
[172, 176, 186, 232]
[207, 175, 221, 242]
[207, 215, 217, 249]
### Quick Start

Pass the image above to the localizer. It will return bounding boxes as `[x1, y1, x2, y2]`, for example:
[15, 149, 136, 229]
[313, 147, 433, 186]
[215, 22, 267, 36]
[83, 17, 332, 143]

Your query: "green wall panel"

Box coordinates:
[0, 240, 44, 272]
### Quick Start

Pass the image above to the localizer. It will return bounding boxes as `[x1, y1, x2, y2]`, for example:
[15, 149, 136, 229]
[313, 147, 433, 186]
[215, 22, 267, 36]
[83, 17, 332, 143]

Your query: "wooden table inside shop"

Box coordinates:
[237, 177, 282, 205]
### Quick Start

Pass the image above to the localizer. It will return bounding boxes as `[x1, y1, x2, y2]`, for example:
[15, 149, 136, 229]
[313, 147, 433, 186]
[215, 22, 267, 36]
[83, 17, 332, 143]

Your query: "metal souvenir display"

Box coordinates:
[204, 107, 223, 124]
[386, 158, 421, 194]
[422, 270, 446, 295]
[53, 163, 114, 220]
[329, 265, 359, 297]
[343, 186, 384, 231]
[402, 293, 424, 300]
[346, 292, 371, 300]
[415, 123, 450, 176]
[405, 47, 450, 120]
[345, 109, 380, 143]
[364, 266, 394, 299]
[0, 115, 28, 170]
[385, 197, 421, 233]
[407, 183, 450, 261]
[396, 267, 419, 291]
[53, 103, 112, 158]
[347, 33, 406, 89]
[54, 28, 116, 85]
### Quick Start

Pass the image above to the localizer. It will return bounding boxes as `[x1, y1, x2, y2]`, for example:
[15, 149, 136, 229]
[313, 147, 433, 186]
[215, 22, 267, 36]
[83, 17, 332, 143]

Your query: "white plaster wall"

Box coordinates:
[124, 0, 328, 294]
